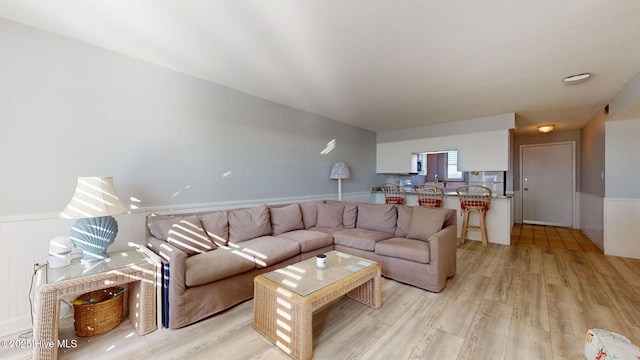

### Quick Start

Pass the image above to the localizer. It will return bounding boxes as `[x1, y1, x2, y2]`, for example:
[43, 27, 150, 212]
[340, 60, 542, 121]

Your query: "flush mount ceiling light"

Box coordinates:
[563, 73, 591, 84]
[538, 125, 555, 133]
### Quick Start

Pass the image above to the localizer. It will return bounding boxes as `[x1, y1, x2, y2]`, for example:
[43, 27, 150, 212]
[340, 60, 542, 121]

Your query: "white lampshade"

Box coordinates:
[60, 177, 128, 219]
[329, 162, 350, 180]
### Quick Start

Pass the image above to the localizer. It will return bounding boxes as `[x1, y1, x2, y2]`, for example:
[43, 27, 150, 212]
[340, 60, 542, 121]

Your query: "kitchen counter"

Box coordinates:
[369, 188, 514, 245]
[370, 187, 513, 198]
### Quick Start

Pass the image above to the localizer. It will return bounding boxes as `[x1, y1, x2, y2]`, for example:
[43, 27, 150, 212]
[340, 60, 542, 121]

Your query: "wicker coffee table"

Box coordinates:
[253, 251, 382, 360]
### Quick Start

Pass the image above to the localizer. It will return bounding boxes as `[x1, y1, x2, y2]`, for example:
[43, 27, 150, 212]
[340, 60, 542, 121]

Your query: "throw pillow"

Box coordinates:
[228, 204, 272, 243]
[406, 207, 449, 241]
[199, 211, 229, 247]
[299, 201, 320, 229]
[269, 203, 304, 236]
[316, 203, 344, 228]
[156, 215, 216, 256]
[356, 204, 397, 235]
[325, 200, 358, 228]
[147, 213, 174, 240]
[395, 205, 413, 237]
[342, 203, 358, 229]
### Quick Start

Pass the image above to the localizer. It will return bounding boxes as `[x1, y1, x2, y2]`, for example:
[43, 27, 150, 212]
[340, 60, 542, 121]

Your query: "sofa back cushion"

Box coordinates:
[316, 203, 344, 228]
[395, 205, 413, 237]
[156, 215, 216, 256]
[147, 214, 174, 240]
[269, 203, 304, 236]
[325, 200, 357, 229]
[299, 201, 321, 229]
[406, 207, 449, 241]
[199, 211, 229, 247]
[356, 204, 397, 235]
[229, 204, 272, 243]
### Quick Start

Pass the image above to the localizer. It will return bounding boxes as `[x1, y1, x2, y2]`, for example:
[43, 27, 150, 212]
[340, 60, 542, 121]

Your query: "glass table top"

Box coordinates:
[262, 251, 376, 297]
[46, 249, 148, 284]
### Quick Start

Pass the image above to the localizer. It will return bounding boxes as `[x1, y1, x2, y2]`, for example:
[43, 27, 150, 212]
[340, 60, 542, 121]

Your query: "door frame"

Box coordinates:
[518, 141, 576, 228]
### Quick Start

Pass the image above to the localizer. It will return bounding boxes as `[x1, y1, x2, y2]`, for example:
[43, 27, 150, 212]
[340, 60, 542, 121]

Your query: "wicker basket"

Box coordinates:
[73, 286, 125, 337]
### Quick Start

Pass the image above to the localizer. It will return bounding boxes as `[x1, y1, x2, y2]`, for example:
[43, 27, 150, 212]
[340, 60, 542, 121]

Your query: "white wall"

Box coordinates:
[377, 129, 511, 172]
[377, 113, 515, 143]
[0, 18, 378, 335]
[376, 114, 515, 173]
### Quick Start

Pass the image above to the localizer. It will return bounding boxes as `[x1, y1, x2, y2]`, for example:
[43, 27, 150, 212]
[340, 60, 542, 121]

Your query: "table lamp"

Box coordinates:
[329, 162, 350, 201]
[60, 177, 129, 262]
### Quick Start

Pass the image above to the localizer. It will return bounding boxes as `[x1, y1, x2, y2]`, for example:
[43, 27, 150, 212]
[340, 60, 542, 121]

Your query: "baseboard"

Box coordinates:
[0, 315, 31, 338]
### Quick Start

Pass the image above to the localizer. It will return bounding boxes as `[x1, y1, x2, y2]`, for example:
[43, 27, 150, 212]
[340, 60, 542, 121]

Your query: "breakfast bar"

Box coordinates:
[371, 189, 514, 245]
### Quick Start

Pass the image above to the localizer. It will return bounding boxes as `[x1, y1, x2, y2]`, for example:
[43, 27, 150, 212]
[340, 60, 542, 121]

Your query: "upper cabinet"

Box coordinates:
[376, 142, 414, 173]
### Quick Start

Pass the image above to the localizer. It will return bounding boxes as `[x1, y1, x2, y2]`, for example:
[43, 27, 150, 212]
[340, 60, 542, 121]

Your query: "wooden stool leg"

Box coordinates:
[480, 209, 488, 247]
[460, 208, 470, 244]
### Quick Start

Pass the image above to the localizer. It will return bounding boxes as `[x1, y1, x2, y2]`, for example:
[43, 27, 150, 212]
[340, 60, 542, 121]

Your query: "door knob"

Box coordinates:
[524, 188, 529, 191]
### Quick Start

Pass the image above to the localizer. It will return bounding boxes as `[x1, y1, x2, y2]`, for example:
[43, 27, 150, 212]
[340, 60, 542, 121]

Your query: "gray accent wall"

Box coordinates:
[0, 18, 378, 217]
[605, 118, 640, 198]
[580, 114, 606, 197]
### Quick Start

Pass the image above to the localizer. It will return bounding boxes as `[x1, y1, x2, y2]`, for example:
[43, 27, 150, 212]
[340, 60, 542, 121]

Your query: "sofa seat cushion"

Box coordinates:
[276, 230, 334, 253]
[308, 226, 342, 235]
[375, 238, 431, 264]
[233, 236, 300, 268]
[185, 249, 256, 287]
[333, 229, 393, 251]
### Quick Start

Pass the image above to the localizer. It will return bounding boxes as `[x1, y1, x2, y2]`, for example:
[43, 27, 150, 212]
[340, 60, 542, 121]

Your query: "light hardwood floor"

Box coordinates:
[3, 238, 640, 360]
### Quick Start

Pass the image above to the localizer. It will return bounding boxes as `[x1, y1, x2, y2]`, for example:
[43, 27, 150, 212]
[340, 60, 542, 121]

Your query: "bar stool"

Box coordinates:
[414, 184, 444, 208]
[381, 182, 407, 205]
[456, 185, 492, 247]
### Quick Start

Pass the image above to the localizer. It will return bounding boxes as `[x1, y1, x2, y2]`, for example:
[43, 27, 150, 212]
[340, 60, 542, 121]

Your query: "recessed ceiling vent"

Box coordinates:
[563, 73, 591, 84]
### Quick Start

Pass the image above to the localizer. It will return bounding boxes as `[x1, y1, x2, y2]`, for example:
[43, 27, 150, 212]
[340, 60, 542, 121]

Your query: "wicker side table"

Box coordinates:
[33, 248, 157, 360]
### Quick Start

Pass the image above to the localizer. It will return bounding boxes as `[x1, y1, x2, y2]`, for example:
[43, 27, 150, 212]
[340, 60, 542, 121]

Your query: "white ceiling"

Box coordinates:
[2, 1, 640, 134]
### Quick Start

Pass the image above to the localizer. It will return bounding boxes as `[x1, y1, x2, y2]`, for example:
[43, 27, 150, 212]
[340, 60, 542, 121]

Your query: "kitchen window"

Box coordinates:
[446, 150, 463, 180]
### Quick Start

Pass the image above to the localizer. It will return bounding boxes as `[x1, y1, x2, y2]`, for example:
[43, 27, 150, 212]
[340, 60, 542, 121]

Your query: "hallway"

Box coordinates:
[511, 224, 602, 253]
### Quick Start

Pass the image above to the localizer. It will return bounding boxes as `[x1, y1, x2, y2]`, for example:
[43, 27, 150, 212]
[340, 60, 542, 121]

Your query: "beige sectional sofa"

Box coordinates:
[146, 200, 457, 329]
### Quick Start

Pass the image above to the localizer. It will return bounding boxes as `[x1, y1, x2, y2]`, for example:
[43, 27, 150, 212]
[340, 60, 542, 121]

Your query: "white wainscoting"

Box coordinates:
[579, 192, 604, 251]
[604, 197, 640, 259]
[0, 192, 369, 337]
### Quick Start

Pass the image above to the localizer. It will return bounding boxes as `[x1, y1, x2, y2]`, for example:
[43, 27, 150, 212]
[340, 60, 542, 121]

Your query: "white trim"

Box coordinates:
[0, 316, 31, 338]
[0, 192, 372, 223]
[519, 141, 577, 228]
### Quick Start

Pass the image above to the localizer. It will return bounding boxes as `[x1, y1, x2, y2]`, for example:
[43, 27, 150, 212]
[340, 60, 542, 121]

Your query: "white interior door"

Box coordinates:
[521, 143, 574, 227]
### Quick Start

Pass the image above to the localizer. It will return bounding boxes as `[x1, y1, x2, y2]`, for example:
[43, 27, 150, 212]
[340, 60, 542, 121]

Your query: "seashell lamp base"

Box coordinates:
[69, 215, 119, 262]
